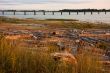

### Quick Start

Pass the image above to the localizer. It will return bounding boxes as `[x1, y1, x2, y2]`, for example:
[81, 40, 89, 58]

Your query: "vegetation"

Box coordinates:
[0, 35, 106, 73]
[76, 51, 103, 73]
[2, 9, 110, 12]
[0, 16, 110, 29]
[46, 19, 78, 21]
[0, 16, 109, 73]
[97, 42, 109, 50]
[0, 16, 25, 24]
[60, 9, 110, 12]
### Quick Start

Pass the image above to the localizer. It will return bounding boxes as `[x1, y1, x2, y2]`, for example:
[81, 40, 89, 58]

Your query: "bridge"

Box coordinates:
[0, 10, 110, 15]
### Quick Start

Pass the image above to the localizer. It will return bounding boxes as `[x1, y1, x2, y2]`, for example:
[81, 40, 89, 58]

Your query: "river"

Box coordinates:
[0, 12, 110, 23]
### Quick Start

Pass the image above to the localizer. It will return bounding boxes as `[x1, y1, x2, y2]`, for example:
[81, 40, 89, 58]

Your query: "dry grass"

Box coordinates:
[0, 16, 110, 29]
[0, 35, 74, 73]
[76, 51, 104, 73]
[0, 16, 108, 73]
[0, 34, 106, 73]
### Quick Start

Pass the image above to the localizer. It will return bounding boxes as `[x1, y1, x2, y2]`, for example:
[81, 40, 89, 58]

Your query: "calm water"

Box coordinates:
[0, 12, 110, 23]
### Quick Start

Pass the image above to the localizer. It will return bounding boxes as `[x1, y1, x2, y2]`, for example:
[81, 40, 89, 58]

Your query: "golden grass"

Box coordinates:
[0, 34, 106, 73]
[0, 16, 109, 73]
[0, 35, 74, 73]
[76, 51, 104, 73]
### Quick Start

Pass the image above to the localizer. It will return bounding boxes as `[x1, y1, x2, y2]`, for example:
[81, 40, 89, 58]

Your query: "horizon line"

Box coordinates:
[0, 8, 110, 11]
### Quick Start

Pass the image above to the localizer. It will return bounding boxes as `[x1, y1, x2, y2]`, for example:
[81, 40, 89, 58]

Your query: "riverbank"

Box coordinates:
[0, 16, 110, 73]
[0, 16, 110, 29]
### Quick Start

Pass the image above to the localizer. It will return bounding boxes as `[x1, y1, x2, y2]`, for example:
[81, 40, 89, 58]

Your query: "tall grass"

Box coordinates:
[0, 35, 106, 73]
[76, 51, 104, 73]
[0, 35, 74, 73]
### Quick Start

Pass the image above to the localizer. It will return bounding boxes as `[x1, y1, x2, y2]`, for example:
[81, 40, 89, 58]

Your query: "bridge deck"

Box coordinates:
[0, 10, 109, 15]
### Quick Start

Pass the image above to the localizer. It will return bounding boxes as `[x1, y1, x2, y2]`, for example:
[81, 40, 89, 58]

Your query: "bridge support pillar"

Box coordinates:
[98, 11, 100, 14]
[84, 11, 86, 15]
[43, 11, 45, 15]
[69, 12, 71, 15]
[105, 11, 106, 14]
[14, 11, 15, 15]
[24, 11, 26, 15]
[52, 11, 54, 15]
[77, 11, 78, 15]
[91, 11, 93, 15]
[2, 11, 4, 15]
[61, 11, 62, 15]
[34, 11, 36, 15]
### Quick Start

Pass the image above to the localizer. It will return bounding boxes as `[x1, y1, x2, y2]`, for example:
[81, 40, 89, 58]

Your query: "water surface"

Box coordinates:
[0, 12, 110, 23]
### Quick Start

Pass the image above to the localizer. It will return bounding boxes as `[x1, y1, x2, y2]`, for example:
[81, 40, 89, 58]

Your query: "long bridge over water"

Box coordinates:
[0, 10, 110, 15]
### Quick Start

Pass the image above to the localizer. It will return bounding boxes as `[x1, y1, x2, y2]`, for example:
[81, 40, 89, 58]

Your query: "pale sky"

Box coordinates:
[0, 0, 110, 10]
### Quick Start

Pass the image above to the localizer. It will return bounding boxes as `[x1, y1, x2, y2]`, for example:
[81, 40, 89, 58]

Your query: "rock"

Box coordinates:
[51, 52, 77, 65]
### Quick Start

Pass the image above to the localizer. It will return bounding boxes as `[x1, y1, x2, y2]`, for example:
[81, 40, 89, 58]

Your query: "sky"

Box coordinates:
[0, 0, 110, 10]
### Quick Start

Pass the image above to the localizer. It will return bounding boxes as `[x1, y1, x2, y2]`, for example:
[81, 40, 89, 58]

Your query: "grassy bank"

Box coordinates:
[0, 16, 109, 73]
[0, 16, 110, 29]
[0, 35, 105, 73]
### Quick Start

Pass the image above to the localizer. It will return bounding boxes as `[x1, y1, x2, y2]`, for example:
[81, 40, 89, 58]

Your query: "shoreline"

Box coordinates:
[0, 16, 110, 30]
[0, 16, 110, 73]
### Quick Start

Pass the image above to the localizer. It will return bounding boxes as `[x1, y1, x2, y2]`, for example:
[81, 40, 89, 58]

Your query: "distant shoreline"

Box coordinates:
[1, 15, 110, 25]
[0, 16, 110, 29]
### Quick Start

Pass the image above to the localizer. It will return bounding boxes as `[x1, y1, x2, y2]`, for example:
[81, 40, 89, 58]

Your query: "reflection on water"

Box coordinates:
[0, 12, 110, 23]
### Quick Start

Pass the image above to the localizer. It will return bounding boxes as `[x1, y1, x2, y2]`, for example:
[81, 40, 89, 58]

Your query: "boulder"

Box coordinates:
[51, 52, 77, 65]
